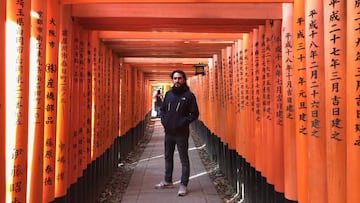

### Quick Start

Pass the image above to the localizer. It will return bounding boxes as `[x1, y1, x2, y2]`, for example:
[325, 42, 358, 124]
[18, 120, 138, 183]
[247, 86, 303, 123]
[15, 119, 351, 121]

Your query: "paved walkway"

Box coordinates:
[121, 118, 223, 203]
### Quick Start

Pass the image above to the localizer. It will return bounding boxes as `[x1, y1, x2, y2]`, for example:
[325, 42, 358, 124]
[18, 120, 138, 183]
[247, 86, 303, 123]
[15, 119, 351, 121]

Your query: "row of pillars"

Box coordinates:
[189, 1, 360, 203]
[0, 1, 154, 203]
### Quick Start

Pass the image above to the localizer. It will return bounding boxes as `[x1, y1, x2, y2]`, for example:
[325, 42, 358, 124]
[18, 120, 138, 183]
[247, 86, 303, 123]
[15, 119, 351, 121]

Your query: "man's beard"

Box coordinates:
[172, 84, 187, 94]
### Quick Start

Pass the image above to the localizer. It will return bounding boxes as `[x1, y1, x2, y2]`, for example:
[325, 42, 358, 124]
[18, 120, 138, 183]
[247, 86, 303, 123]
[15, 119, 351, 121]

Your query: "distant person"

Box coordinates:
[154, 89, 163, 117]
[154, 70, 199, 196]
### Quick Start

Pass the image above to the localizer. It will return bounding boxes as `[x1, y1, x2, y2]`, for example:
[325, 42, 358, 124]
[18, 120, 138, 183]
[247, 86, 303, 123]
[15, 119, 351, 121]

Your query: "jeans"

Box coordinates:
[164, 133, 190, 186]
[155, 106, 161, 117]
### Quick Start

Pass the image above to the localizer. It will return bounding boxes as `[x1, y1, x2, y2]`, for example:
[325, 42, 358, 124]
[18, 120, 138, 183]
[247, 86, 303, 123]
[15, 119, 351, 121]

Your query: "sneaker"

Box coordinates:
[177, 184, 187, 196]
[154, 180, 173, 189]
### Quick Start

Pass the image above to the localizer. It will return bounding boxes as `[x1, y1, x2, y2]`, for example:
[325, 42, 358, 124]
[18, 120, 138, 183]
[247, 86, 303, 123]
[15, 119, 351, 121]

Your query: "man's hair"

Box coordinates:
[170, 69, 187, 80]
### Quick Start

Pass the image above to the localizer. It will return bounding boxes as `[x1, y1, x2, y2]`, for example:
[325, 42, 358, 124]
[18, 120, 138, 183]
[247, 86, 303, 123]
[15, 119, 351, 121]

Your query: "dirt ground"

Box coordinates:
[98, 119, 237, 203]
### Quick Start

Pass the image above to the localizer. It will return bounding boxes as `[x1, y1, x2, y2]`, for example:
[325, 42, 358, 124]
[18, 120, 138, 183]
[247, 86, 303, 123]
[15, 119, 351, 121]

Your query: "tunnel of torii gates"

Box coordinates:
[0, 1, 360, 203]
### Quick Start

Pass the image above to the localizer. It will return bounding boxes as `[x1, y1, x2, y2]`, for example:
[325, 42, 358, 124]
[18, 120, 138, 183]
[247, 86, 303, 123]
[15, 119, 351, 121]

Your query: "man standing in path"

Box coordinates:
[155, 70, 199, 196]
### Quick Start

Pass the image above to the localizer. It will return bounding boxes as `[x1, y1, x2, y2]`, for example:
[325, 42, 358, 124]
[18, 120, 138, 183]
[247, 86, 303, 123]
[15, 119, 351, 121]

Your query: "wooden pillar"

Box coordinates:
[117, 58, 123, 138]
[235, 40, 244, 156]
[69, 19, 80, 187]
[346, 2, 360, 203]
[27, 1, 47, 202]
[119, 62, 125, 137]
[78, 28, 87, 172]
[0, 0, 6, 202]
[202, 60, 210, 130]
[242, 33, 251, 162]
[5, 0, 30, 202]
[43, 1, 60, 202]
[252, 28, 262, 172]
[90, 31, 99, 160]
[244, 32, 255, 166]
[213, 54, 220, 138]
[251, 28, 262, 171]
[305, 1, 327, 202]
[114, 55, 118, 144]
[101, 46, 107, 151]
[210, 56, 215, 136]
[323, 1, 347, 203]
[106, 47, 111, 149]
[293, 0, 308, 202]
[264, 20, 274, 184]
[258, 25, 266, 176]
[281, 3, 297, 201]
[55, 4, 72, 199]
[86, 31, 93, 167]
[226, 46, 236, 150]
[99, 42, 106, 156]
[232, 41, 239, 155]
[212, 55, 217, 137]
[220, 48, 227, 145]
[272, 19, 284, 193]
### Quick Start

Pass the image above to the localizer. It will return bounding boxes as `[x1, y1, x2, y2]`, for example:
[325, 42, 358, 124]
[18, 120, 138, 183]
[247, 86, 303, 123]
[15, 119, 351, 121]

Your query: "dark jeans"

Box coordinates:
[164, 133, 190, 186]
[155, 106, 161, 117]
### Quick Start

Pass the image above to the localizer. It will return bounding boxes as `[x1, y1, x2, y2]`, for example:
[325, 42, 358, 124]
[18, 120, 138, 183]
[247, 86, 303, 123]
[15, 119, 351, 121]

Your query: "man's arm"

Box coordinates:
[186, 93, 199, 123]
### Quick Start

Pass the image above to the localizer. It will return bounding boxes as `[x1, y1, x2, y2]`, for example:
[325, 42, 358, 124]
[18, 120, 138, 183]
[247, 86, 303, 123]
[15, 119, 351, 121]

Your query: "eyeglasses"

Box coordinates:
[173, 77, 183, 80]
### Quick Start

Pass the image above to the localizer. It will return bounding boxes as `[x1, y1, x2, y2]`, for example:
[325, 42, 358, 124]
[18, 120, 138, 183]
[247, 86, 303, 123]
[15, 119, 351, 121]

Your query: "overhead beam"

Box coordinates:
[123, 57, 209, 64]
[77, 17, 265, 33]
[71, 3, 282, 19]
[99, 31, 243, 40]
[64, 0, 292, 4]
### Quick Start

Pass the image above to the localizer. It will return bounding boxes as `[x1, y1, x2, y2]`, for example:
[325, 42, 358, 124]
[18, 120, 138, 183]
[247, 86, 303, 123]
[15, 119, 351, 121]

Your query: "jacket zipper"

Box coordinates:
[168, 103, 171, 111]
[176, 102, 180, 112]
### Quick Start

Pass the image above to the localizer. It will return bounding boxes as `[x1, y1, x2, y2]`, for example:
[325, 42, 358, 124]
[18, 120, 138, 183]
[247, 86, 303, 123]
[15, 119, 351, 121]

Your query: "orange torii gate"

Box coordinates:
[0, 0, 5, 202]
[2, 1, 360, 203]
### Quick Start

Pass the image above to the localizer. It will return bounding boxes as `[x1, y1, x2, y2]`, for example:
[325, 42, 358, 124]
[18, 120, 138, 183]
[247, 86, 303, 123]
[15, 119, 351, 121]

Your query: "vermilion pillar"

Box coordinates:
[117, 58, 124, 136]
[305, 1, 327, 202]
[69, 19, 80, 186]
[237, 39, 245, 157]
[119, 62, 125, 137]
[213, 55, 219, 137]
[293, 0, 308, 202]
[85, 31, 93, 167]
[5, 1, 30, 202]
[242, 33, 250, 162]
[0, 1, 6, 202]
[234, 40, 242, 156]
[220, 48, 227, 144]
[202, 61, 210, 129]
[281, 3, 297, 201]
[245, 32, 255, 166]
[212, 54, 220, 138]
[113, 60, 121, 141]
[78, 29, 87, 172]
[90, 31, 99, 160]
[27, 1, 47, 202]
[324, 1, 347, 203]
[346, 2, 360, 203]
[257, 25, 265, 175]
[97, 42, 105, 156]
[43, 1, 60, 202]
[106, 49, 113, 148]
[252, 28, 262, 171]
[264, 20, 274, 184]
[55, 5, 72, 199]
[226, 46, 236, 149]
[272, 19, 284, 193]
[209, 54, 214, 137]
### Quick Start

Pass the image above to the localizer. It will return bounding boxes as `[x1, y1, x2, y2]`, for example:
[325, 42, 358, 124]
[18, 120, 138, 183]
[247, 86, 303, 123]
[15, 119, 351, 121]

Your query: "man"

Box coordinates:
[155, 70, 199, 196]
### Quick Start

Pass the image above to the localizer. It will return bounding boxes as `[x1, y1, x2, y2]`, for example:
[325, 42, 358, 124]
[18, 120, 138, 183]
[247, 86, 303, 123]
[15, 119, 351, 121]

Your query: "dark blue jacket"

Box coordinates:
[160, 85, 199, 135]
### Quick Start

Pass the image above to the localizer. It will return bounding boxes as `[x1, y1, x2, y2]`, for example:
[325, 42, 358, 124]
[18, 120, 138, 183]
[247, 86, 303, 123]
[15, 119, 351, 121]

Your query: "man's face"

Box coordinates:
[172, 72, 185, 87]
